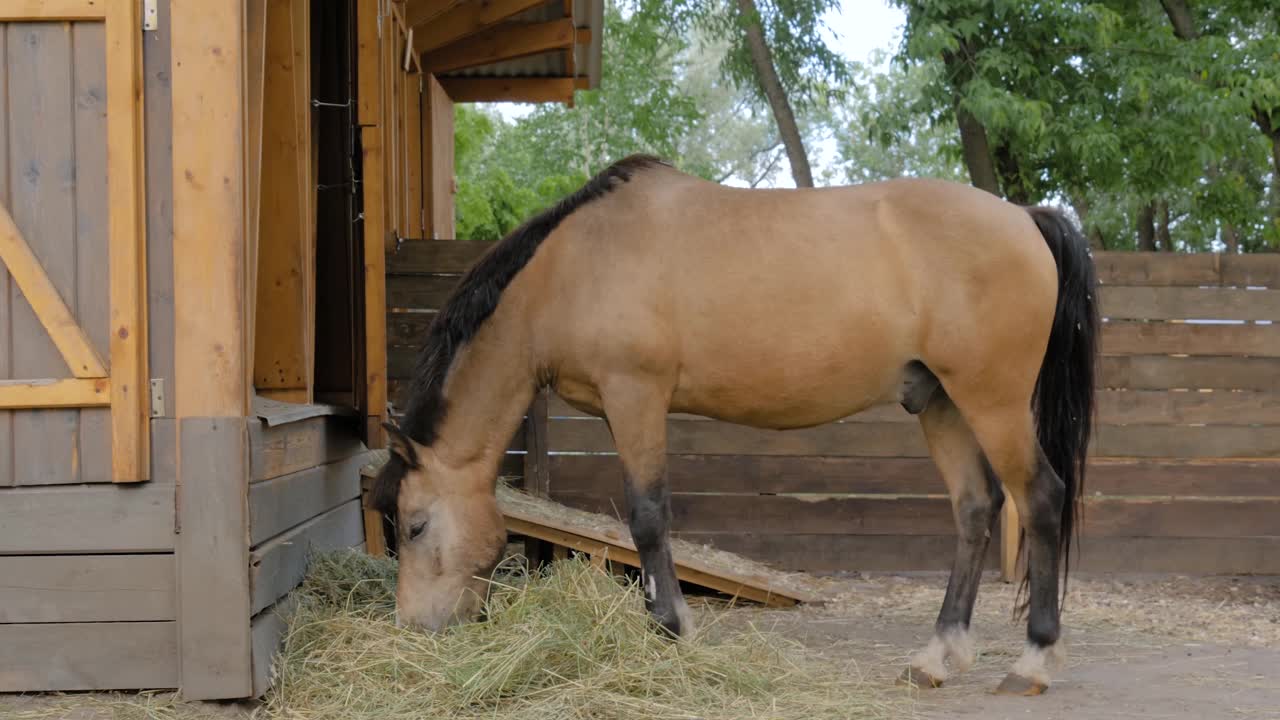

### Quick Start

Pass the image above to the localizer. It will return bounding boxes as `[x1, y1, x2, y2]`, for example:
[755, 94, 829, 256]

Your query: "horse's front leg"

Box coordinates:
[601, 379, 693, 638]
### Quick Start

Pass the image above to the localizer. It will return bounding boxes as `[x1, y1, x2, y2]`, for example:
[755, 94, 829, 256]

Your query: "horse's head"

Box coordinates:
[376, 424, 507, 632]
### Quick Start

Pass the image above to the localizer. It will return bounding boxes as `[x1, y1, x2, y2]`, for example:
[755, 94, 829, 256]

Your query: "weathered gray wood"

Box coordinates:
[150, 417, 178, 484]
[1100, 285, 1280, 321]
[1093, 251, 1280, 288]
[252, 395, 361, 426]
[0, 622, 178, 691]
[0, 25, 10, 486]
[249, 499, 364, 615]
[0, 554, 174, 622]
[1100, 355, 1279, 391]
[177, 417, 252, 699]
[145, 0, 175, 417]
[249, 415, 367, 481]
[73, 21, 111, 483]
[0, 483, 174, 553]
[249, 452, 369, 546]
[1101, 321, 1280, 358]
[9, 22, 79, 485]
[250, 595, 297, 697]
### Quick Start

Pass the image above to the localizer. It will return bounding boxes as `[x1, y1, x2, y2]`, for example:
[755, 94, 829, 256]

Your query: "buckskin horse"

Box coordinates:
[373, 155, 1099, 695]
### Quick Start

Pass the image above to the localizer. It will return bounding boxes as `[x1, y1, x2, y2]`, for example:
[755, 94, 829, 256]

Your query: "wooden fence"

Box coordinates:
[387, 242, 1280, 576]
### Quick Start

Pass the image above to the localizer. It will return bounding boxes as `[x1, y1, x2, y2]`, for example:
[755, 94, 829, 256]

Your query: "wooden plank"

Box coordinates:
[404, 0, 466, 29]
[1093, 252, 1223, 287]
[0, 483, 174, 554]
[1100, 286, 1280, 321]
[549, 454, 945, 495]
[0, 554, 174, 623]
[422, 19, 578, 75]
[413, 0, 546, 53]
[0, 622, 178, 692]
[1101, 321, 1280, 357]
[249, 498, 364, 614]
[1092, 251, 1280, 287]
[357, 0, 387, 448]
[674, 533, 996, 574]
[254, 0, 312, 399]
[1099, 355, 1279, 390]
[506, 516, 797, 607]
[72, 21, 111, 483]
[1220, 254, 1280, 287]
[171, 0, 248, 418]
[552, 491, 959, 536]
[249, 415, 367, 481]
[0, 377, 110, 408]
[523, 389, 550, 496]
[1072, 536, 1280, 574]
[249, 453, 368, 546]
[1078, 497, 1280, 538]
[176, 417, 252, 700]
[1095, 390, 1280, 426]
[439, 76, 578, 104]
[403, 65, 423, 239]
[549, 417, 1280, 458]
[424, 74, 454, 239]
[549, 455, 1280, 499]
[106, 0, 150, 482]
[0, 25, 9, 488]
[246, 0, 267, 412]
[360, 475, 389, 557]
[250, 595, 296, 697]
[386, 239, 493, 273]
[387, 270, 460, 308]
[144, 0, 176, 418]
[0, 0, 106, 21]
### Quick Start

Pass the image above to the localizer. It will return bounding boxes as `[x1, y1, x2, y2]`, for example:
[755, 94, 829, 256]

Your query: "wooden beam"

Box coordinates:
[0, 0, 106, 20]
[0, 207, 107, 378]
[107, 0, 150, 482]
[412, 0, 545, 55]
[422, 19, 576, 75]
[439, 76, 578, 104]
[171, 0, 248, 418]
[246, 0, 267, 412]
[423, 75, 455, 239]
[0, 378, 110, 409]
[357, 0, 387, 445]
[404, 0, 465, 29]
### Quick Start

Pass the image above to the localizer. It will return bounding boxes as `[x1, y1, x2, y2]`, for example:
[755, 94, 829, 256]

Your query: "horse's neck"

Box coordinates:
[432, 313, 536, 478]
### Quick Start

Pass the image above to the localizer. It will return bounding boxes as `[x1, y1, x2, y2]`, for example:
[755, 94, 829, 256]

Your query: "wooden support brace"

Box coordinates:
[0, 378, 110, 409]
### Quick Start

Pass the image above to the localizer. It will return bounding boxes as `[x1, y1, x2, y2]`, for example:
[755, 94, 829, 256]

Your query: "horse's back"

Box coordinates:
[534, 169, 1059, 427]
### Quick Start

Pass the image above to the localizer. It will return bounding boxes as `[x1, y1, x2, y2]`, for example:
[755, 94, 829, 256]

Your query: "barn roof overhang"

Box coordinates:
[406, 0, 604, 105]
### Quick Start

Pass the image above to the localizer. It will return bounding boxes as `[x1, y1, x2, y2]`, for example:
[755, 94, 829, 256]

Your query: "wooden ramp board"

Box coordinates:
[360, 450, 824, 608]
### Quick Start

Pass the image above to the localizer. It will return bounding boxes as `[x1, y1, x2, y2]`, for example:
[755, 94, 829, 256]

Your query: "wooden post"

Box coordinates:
[171, 0, 253, 699]
[358, 0, 387, 450]
[522, 389, 551, 566]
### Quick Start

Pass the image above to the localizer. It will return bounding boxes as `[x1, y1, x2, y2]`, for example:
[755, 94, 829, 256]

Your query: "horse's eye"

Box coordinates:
[408, 520, 427, 541]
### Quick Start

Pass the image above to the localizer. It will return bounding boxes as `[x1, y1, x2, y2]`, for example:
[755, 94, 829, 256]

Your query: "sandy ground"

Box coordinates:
[2, 572, 1276, 719]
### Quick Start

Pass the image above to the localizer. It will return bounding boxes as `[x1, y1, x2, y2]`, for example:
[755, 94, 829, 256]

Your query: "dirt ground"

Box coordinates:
[3, 572, 1276, 719]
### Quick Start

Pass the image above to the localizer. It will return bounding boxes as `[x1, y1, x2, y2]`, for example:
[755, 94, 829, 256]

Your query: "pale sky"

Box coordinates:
[491, 1, 908, 187]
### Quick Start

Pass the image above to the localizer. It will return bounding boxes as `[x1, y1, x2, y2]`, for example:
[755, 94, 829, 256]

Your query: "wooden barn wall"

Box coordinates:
[386, 242, 1280, 576]
[0, 2, 181, 692]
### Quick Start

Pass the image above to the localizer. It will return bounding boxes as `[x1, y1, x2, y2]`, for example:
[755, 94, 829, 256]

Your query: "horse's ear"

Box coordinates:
[383, 422, 420, 468]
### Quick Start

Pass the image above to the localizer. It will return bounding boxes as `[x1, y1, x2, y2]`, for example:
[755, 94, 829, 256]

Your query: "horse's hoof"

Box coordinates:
[897, 666, 944, 689]
[993, 673, 1047, 696]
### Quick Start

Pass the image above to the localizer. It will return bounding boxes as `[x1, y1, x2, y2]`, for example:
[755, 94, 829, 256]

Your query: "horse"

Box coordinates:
[373, 154, 1099, 696]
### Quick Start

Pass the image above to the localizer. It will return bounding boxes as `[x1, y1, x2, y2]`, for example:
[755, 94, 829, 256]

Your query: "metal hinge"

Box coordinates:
[149, 379, 165, 418]
[142, 0, 158, 31]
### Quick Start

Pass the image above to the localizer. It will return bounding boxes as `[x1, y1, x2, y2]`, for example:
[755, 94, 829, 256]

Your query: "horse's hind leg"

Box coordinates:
[900, 389, 1004, 689]
[965, 406, 1067, 695]
[600, 377, 694, 638]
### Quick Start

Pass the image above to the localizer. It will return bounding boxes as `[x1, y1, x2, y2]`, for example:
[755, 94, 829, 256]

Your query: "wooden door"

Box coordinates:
[0, 1, 148, 483]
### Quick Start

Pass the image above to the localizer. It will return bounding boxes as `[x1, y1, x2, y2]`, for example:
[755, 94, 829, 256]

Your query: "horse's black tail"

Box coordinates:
[1024, 206, 1100, 610]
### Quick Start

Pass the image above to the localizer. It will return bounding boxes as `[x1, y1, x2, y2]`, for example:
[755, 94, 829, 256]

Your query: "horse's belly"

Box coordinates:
[670, 339, 909, 430]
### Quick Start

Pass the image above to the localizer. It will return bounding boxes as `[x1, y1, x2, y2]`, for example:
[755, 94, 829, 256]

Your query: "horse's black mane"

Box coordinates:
[372, 154, 670, 517]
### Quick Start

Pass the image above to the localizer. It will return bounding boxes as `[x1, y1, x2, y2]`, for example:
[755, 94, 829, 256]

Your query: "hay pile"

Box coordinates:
[263, 549, 907, 720]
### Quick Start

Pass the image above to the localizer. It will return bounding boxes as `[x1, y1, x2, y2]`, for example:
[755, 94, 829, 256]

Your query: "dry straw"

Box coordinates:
[261, 549, 910, 720]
